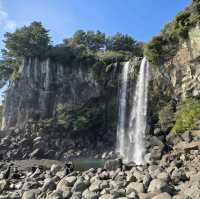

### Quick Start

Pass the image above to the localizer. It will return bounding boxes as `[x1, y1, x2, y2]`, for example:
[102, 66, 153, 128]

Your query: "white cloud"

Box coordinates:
[0, 0, 16, 31]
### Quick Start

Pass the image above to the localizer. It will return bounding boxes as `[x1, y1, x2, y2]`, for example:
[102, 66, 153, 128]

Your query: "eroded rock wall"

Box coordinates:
[2, 58, 100, 129]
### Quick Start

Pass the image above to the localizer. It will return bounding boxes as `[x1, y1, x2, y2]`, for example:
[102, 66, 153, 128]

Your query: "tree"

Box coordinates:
[65, 30, 106, 52]
[106, 33, 142, 56]
[3, 21, 50, 58]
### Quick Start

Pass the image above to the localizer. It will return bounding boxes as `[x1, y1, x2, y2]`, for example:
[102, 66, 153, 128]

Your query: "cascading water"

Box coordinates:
[128, 57, 149, 165]
[117, 57, 149, 165]
[116, 62, 129, 159]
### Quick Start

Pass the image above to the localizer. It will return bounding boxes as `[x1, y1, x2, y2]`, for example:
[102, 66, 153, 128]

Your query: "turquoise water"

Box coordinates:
[72, 159, 105, 171]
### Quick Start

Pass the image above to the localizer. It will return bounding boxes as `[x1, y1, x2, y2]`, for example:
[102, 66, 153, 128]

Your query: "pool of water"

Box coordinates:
[72, 159, 105, 171]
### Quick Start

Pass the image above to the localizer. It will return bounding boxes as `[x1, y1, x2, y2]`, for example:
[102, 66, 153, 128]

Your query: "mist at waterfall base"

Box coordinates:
[116, 57, 149, 165]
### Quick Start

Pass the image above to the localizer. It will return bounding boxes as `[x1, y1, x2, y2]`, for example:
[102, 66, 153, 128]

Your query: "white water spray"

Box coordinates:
[128, 57, 149, 164]
[116, 62, 129, 158]
[117, 58, 149, 165]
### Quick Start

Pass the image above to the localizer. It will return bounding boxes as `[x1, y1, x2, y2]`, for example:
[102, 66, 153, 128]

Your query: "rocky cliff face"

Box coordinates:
[1, 57, 140, 159]
[2, 58, 101, 129]
[156, 24, 200, 99]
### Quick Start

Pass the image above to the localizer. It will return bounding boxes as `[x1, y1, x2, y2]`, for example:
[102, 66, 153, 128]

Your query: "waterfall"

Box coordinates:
[128, 57, 149, 165]
[117, 57, 149, 165]
[116, 62, 129, 159]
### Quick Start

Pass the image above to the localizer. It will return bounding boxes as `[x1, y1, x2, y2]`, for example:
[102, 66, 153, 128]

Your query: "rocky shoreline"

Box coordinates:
[0, 141, 200, 199]
[1, 126, 200, 198]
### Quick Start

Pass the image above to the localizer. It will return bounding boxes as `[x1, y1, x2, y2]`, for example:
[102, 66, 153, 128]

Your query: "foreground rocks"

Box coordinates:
[0, 124, 116, 162]
[0, 146, 200, 199]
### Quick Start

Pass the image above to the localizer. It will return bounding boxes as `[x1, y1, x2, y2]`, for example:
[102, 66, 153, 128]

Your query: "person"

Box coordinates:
[64, 161, 74, 175]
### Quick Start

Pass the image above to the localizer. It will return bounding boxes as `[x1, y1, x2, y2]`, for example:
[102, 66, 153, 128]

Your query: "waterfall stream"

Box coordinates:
[117, 58, 149, 165]
[116, 62, 129, 159]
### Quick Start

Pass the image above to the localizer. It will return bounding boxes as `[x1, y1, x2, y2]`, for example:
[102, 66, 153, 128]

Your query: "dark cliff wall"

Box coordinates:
[2, 58, 101, 129]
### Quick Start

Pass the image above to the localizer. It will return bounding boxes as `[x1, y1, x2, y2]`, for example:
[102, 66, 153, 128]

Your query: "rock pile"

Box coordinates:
[0, 121, 116, 161]
[0, 145, 199, 199]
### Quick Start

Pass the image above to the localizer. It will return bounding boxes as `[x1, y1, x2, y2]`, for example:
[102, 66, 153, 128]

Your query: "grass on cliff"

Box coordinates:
[158, 98, 200, 134]
[171, 98, 200, 134]
[144, 0, 200, 67]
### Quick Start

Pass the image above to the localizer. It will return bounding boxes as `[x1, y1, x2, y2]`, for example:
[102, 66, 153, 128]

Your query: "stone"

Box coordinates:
[46, 191, 63, 199]
[72, 178, 88, 192]
[63, 190, 71, 199]
[42, 178, 56, 192]
[174, 141, 200, 153]
[104, 158, 122, 171]
[110, 189, 126, 198]
[148, 179, 170, 193]
[89, 180, 102, 192]
[0, 180, 8, 191]
[99, 194, 112, 199]
[50, 164, 62, 175]
[181, 131, 192, 143]
[166, 134, 182, 146]
[82, 189, 98, 199]
[171, 168, 188, 185]
[153, 128, 162, 136]
[22, 191, 36, 199]
[30, 148, 43, 158]
[57, 176, 77, 191]
[127, 191, 138, 199]
[157, 172, 170, 182]
[126, 182, 145, 194]
[151, 192, 171, 199]
[22, 181, 40, 191]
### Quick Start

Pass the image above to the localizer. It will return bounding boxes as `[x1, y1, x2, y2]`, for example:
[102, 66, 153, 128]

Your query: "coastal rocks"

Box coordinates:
[0, 142, 200, 199]
[104, 159, 122, 171]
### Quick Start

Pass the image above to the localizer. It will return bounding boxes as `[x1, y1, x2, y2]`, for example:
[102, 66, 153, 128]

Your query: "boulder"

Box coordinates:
[22, 191, 36, 199]
[82, 189, 98, 199]
[181, 131, 192, 143]
[72, 178, 88, 192]
[57, 176, 77, 191]
[0, 180, 8, 192]
[99, 194, 112, 199]
[171, 168, 188, 185]
[104, 158, 122, 171]
[148, 179, 171, 194]
[89, 180, 102, 192]
[42, 178, 56, 192]
[151, 192, 171, 199]
[126, 182, 145, 194]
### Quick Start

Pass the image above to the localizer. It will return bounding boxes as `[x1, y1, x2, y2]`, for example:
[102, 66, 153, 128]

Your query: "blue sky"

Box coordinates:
[0, 0, 191, 51]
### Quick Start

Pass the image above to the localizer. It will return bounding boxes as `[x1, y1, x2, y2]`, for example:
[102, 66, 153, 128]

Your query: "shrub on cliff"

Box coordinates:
[145, 0, 200, 66]
[159, 104, 175, 131]
[171, 98, 200, 134]
[144, 35, 178, 66]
